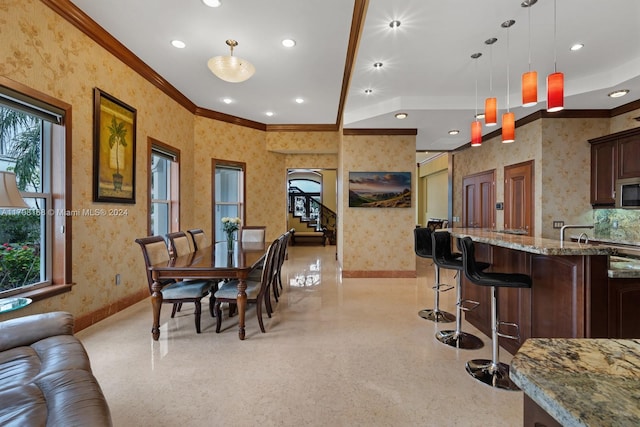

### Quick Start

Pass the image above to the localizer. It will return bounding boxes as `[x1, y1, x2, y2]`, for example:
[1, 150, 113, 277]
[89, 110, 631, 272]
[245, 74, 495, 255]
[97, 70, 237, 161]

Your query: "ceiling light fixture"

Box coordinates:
[171, 40, 186, 49]
[282, 39, 296, 48]
[364, 89, 373, 94]
[265, 111, 274, 116]
[222, 97, 232, 104]
[484, 37, 498, 127]
[570, 43, 584, 51]
[521, 0, 538, 107]
[395, 112, 408, 119]
[547, 0, 564, 112]
[475, 113, 485, 120]
[295, 98, 304, 104]
[448, 130, 460, 135]
[202, 0, 222, 7]
[502, 19, 516, 143]
[471, 52, 483, 147]
[373, 62, 383, 68]
[608, 89, 629, 98]
[207, 39, 255, 83]
[389, 20, 401, 29]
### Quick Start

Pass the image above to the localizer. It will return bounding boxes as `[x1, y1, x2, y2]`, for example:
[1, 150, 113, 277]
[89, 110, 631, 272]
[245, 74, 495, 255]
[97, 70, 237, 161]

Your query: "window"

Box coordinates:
[0, 82, 69, 298]
[148, 138, 179, 237]
[213, 159, 245, 242]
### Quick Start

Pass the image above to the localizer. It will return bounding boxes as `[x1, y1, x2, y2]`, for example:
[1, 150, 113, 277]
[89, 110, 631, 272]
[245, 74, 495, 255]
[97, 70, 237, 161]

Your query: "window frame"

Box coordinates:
[147, 137, 180, 236]
[0, 77, 72, 301]
[212, 158, 246, 243]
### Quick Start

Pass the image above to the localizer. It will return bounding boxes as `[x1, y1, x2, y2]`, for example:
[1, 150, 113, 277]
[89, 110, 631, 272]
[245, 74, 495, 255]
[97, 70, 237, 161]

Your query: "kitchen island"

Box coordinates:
[510, 338, 640, 427]
[448, 228, 615, 355]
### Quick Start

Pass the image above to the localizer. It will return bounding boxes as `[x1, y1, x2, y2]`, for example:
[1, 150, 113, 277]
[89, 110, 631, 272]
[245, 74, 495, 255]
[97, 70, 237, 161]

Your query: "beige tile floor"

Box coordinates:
[77, 245, 522, 427]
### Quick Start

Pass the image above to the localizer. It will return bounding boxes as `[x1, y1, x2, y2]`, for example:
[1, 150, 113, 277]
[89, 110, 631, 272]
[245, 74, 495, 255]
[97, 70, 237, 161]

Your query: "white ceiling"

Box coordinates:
[69, 0, 640, 152]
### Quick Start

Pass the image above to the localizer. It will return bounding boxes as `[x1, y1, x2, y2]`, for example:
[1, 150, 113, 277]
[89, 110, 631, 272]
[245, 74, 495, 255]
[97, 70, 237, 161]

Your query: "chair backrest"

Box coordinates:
[134, 235, 171, 292]
[414, 227, 433, 258]
[459, 236, 484, 285]
[431, 231, 457, 268]
[240, 225, 266, 243]
[166, 231, 193, 258]
[275, 231, 290, 276]
[257, 238, 281, 297]
[187, 228, 209, 251]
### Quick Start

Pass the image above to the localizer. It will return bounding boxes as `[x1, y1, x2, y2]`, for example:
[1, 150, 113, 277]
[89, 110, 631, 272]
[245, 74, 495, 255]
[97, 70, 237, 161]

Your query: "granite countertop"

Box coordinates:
[608, 256, 640, 279]
[510, 338, 640, 427]
[448, 228, 614, 256]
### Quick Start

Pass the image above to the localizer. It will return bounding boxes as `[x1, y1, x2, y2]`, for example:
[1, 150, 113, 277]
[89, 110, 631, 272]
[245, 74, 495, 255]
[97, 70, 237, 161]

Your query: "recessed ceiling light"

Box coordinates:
[570, 43, 584, 51]
[282, 39, 296, 48]
[202, 0, 222, 7]
[448, 129, 460, 135]
[389, 20, 401, 29]
[222, 97, 232, 104]
[171, 40, 186, 49]
[475, 113, 485, 120]
[265, 111, 274, 117]
[395, 112, 408, 119]
[608, 89, 629, 98]
[295, 98, 304, 104]
[373, 62, 383, 68]
[364, 89, 373, 94]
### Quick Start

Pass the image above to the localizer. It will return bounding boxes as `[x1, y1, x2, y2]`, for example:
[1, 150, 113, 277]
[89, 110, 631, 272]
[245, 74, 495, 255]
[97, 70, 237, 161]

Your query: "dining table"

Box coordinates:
[149, 239, 267, 341]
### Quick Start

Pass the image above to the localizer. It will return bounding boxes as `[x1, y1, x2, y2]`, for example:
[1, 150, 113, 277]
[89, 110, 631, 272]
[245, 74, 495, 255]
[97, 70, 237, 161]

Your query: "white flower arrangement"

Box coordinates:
[221, 217, 241, 235]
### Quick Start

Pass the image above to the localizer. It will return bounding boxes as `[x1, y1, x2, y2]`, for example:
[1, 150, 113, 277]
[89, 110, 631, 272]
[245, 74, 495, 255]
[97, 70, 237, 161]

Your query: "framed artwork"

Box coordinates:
[93, 88, 136, 203]
[348, 171, 411, 207]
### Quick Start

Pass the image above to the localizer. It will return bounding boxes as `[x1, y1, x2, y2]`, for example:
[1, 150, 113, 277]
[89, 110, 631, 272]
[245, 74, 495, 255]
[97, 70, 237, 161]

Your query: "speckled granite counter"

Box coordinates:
[510, 338, 640, 427]
[448, 228, 614, 256]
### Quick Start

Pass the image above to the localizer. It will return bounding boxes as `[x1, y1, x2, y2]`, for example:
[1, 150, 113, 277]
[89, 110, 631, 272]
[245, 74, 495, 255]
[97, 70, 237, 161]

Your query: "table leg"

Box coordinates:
[151, 273, 164, 341]
[236, 277, 247, 340]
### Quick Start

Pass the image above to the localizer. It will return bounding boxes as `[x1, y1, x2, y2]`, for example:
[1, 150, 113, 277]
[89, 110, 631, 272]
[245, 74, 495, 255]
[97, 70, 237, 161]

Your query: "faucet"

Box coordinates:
[577, 232, 590, 244]
[560, 225, 594, 247]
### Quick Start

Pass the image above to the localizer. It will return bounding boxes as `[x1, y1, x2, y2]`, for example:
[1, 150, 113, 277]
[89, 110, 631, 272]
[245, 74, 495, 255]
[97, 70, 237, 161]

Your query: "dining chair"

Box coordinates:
[213, 237, 281, 334]
[239, 225, 266, 243]
[134, 235, 214, 333]
[187, 228, 209, 251]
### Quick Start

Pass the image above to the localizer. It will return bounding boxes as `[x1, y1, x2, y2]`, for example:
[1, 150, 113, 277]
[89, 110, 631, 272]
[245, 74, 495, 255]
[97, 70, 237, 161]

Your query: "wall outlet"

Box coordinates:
[552, 220, 565, 229]
[115, 274, 121, 285]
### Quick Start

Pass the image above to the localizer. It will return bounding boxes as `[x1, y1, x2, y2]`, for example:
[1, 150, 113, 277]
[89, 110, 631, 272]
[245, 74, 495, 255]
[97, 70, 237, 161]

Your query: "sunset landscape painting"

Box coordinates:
[348, 172, 411, 208]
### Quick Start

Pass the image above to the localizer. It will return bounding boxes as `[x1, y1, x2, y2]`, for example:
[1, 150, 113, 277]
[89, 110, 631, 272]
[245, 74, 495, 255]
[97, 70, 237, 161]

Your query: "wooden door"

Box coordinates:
[504, 160, 534, 235]
[462, 177, 476, 228]
[462, 170, 495, 228]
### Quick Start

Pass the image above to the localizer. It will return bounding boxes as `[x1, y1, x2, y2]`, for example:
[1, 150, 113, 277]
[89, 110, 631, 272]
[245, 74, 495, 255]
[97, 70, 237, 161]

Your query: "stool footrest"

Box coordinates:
[432, 283, 454, 292]
[458, 299, 480, 312]
[496, 320, 520, 341]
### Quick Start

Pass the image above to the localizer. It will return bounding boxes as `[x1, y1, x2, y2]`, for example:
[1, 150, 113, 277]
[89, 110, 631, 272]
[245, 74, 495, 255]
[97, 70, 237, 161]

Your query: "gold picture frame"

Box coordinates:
[93, 88, 136, 203]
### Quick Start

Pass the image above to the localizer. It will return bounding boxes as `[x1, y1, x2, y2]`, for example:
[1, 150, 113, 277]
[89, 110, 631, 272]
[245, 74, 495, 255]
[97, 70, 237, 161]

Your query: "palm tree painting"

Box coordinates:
[93, 88, 136, 203]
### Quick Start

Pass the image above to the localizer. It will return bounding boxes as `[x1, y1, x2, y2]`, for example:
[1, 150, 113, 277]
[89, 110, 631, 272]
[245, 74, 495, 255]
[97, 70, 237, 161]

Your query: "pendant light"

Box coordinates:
[502, 20, 515, 143]
[471, 52, 483, 146]
[207, 39, 255, 83]
[547, 0, 564, 112]
[484, 38, 498, 127]
[521, 0, 538, 107]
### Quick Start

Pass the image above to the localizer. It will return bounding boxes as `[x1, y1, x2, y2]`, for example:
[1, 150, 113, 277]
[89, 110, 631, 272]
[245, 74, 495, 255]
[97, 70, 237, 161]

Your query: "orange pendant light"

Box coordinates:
[522, 71, 538, 107]
[502, 112, 515, 143]
[547, 72, 564, 112]
[484, 38, 498, 127]
[471, 121, 482, 146]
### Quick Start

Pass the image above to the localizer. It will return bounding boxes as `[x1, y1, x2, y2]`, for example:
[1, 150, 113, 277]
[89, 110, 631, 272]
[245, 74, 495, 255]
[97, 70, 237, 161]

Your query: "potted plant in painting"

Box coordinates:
[107, 116, 127, 191]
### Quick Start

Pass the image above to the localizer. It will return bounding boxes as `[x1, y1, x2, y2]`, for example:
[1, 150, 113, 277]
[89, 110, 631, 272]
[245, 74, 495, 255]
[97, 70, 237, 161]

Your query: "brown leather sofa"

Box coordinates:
[0, 311, 112, 426]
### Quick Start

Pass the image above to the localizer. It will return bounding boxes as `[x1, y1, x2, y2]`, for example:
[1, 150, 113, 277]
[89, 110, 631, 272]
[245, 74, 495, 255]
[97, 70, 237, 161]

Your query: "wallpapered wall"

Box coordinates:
[341, 135, 416, 277]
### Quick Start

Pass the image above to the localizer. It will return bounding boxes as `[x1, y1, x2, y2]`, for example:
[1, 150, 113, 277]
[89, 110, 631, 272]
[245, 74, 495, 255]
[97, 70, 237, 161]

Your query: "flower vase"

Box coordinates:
[226, 233, 234, 252]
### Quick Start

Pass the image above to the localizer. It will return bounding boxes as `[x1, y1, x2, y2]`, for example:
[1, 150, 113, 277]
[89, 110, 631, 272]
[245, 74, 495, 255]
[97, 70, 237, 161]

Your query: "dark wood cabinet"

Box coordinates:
[590, 139, 616, 206]
[590, 127, 640, 206]
[608, 277, 640, 338]
[523, 396, 562, 427]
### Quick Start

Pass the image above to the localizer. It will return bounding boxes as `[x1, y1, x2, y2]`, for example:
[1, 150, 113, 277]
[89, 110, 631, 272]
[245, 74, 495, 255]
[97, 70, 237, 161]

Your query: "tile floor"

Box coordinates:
[77, 245, 523, 427]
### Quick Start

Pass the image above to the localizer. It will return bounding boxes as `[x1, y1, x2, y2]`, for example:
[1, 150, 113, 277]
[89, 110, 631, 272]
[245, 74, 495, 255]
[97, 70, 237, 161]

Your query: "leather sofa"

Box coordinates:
[0, 311, 112, 426]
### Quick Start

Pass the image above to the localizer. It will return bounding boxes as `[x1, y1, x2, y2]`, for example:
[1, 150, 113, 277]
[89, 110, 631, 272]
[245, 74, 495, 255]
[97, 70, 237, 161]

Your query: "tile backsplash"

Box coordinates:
[594, 209, 640, 243]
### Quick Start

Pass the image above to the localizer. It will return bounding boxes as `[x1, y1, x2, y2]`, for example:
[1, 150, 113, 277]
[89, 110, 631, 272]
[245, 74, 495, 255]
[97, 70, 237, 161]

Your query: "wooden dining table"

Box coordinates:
[149, 240, 267, 341]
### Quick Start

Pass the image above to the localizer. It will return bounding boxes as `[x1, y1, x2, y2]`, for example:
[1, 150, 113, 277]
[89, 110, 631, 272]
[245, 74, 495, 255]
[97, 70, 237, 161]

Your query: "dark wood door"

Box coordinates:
[608, 277, 640, 338]
[504, 160, 534, 235]
[591, 140, 616, 206]
[462, 170, 495, 229]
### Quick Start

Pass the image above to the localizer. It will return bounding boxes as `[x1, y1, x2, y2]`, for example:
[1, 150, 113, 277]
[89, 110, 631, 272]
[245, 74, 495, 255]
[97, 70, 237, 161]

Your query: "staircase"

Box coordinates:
[288, 187, 337, 245]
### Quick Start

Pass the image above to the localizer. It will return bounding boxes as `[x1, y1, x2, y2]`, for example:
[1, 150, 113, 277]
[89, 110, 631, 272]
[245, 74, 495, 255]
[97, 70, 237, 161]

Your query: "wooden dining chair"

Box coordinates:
[187, 228, 209, 251]
[134, 235, 214, 333]
[239, 225, 266, 243]
[212, 237, 280, 334]
[166, 231, 194, 258]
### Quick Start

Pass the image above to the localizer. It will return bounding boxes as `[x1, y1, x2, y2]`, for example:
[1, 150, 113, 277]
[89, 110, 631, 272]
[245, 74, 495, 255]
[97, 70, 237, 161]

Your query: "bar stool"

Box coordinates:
[431, 231, 489, 349]
[459, 237, 532, 390]
[414, 227, 455, 323]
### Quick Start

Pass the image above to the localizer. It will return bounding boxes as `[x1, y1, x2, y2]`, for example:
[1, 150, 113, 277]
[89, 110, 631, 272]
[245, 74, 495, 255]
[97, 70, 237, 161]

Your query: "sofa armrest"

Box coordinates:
[0, 311, 74, 352]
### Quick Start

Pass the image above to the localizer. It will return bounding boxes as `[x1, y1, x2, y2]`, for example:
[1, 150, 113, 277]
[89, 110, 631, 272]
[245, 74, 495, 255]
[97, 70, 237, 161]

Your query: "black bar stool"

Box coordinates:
[459, 237, 532, 391]
[414, 227, 455, 323]
[431, 231, 489, 349]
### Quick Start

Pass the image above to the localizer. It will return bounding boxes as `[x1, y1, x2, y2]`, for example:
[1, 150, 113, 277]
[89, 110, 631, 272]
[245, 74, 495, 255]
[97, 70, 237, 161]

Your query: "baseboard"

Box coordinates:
[342, 270, 417, 278]
[74, 288, 148, 332]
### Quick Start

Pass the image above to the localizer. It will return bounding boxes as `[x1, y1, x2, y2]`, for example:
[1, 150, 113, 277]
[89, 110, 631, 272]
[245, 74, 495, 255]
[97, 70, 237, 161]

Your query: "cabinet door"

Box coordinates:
[590, 140, 616, 206]
[608, 278, 640, 338]
[617, 135, 640, 179]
